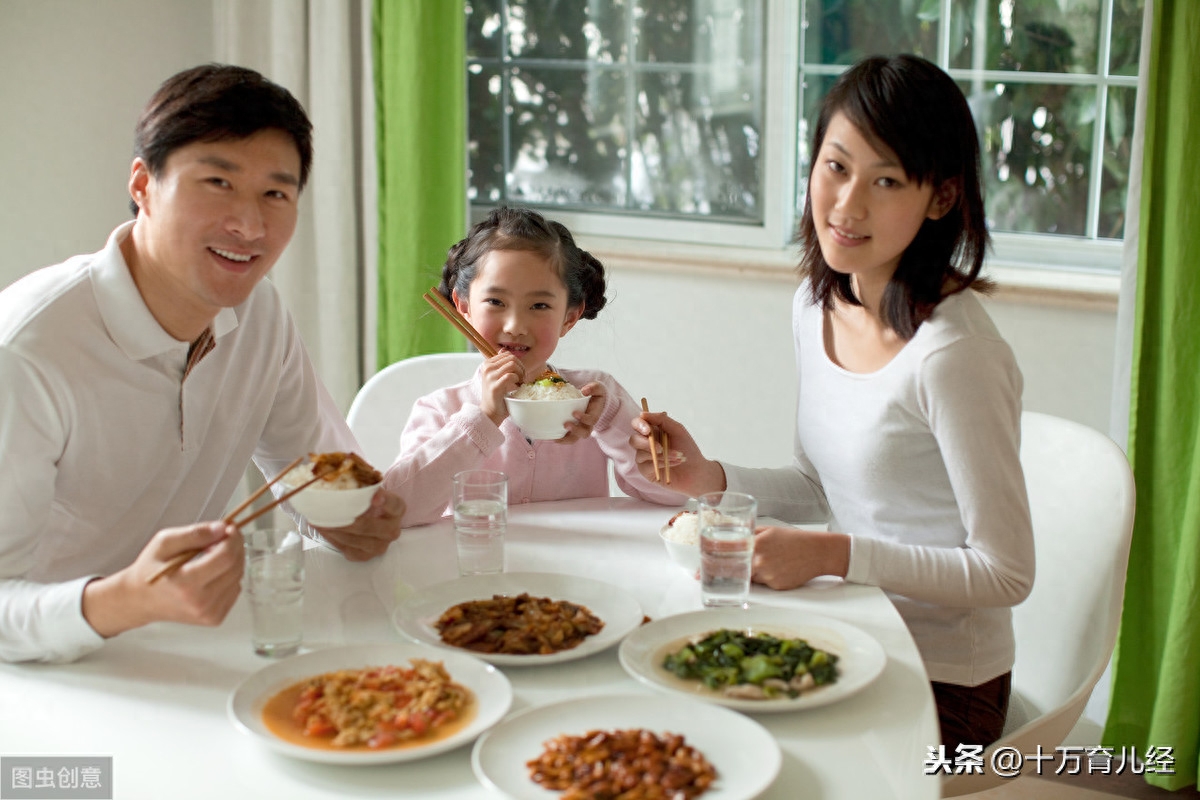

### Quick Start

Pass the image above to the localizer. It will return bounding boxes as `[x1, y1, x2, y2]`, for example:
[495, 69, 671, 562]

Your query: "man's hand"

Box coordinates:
[82, 521, 245, 639]
[314, 488, 404, 561]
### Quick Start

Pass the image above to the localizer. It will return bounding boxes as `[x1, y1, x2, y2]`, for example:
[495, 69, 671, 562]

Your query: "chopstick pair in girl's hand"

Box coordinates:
[640, 398, 671, 485]
[145, 456, 333, 585]
[421, 287, 498, 358]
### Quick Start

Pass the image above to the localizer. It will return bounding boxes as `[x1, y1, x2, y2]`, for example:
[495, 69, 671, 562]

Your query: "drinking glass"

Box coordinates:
[453, 470, 507, 576]
[697, 491, 757, 608]
[243, 528, 305, 657]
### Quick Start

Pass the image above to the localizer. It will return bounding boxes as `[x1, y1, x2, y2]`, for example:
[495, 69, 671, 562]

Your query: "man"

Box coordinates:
[0, 64, 403, 663]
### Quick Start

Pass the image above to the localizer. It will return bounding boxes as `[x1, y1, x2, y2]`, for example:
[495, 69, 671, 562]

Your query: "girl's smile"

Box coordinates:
[454, 248, 581, 378]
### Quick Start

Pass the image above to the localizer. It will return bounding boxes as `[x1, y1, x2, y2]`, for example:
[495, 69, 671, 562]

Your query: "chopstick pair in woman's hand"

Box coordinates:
[145, 456, 332, 585]
[640, 398, 671, 484]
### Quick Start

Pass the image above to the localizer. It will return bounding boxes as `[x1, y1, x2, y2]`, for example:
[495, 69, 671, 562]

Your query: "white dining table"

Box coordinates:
[0, 497, 942, 799]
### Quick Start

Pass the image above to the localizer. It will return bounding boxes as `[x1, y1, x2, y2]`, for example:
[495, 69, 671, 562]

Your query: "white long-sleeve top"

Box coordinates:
[383, 367, 681, 526]
[724, 283, 1034, 686]
[0, 222, 357, 663]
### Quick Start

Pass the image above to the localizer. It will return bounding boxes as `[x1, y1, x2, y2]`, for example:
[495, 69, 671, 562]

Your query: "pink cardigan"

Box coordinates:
[382, 367, 682, 526]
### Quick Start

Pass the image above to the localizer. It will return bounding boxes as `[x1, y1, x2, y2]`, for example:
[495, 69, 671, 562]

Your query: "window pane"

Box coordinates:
[636, 0, 762, 64]
[968, 80, 1095, 236]
[505, 66, 628, 208]
[507, 0, 627, 61]
[466, 0, 502, 59]
[950, 0, 1100, 74]
[634, 67, 762, 218]
[1109, 0, 1145, 75]
[794, 72, 839, 221]
[803, 0, 937, 66]
[467, 66, 505, 203]
[1099, 86, 1136, 239]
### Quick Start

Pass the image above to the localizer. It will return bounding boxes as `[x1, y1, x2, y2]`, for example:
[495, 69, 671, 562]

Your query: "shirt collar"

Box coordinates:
[92, 221, 239, 360]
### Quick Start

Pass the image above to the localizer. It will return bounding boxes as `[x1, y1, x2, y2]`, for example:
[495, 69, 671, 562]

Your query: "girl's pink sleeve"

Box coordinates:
[381, 387, 506, 527]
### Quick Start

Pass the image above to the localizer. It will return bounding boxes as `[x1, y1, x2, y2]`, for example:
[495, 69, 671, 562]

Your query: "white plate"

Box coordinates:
[472, 693, 780, 800]
[227, 642, 512, 764]
[618, 606, 887, 712]
[391, 572, 643, 666]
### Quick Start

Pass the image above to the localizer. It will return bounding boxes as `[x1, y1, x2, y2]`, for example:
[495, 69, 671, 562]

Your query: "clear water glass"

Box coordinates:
[698, 491, 757, 608]
[243, 528, 304, 657]
[453, 470, 507, 576]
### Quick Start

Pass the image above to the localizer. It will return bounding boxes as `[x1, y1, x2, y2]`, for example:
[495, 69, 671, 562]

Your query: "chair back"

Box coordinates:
[347, 352, 483, 469]
[943, 411, 1135, 796]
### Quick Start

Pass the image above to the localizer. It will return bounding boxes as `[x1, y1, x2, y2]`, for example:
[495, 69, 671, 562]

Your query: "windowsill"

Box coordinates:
[582, 235, 1121, 312]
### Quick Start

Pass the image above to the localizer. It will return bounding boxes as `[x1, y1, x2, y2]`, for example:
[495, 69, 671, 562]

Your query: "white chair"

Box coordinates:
[942, 411, 1136, 796]
[346, 351, 483, 470]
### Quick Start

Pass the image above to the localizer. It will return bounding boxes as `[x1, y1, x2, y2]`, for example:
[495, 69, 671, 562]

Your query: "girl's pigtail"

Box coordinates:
[576, 249, 607, 320]
[438, 238, 469, 300]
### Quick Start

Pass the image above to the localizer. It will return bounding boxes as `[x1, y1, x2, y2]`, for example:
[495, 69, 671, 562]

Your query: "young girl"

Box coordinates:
[633, 55, 1034, 751]
[383, 206, 680, 526]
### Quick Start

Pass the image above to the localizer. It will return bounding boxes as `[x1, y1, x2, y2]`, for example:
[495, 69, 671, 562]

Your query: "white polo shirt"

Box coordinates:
[0, 221, 357, 662]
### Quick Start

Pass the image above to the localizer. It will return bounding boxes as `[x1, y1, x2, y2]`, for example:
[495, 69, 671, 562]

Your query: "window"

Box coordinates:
[466, 0, 1143, 275]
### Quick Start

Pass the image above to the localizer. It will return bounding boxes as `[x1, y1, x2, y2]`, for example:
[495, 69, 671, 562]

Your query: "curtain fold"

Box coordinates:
[1103, 0, 1200, 790]
[373, 0, 467, 367]
[213, 0, 372, 413]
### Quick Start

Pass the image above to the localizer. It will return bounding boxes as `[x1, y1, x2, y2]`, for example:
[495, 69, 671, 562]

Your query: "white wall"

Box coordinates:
[0, 0, 214, 287]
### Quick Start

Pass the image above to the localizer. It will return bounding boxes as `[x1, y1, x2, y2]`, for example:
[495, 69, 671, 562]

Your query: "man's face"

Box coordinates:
[126, 129, 301, 339]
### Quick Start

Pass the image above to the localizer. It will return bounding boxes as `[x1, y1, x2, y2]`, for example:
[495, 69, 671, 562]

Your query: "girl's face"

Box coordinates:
[454, 248, 582, 376]
[808, 112, 952, 291]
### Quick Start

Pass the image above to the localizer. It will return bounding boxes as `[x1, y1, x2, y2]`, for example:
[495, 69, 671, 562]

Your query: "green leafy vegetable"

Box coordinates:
[662, 628, 839, 698]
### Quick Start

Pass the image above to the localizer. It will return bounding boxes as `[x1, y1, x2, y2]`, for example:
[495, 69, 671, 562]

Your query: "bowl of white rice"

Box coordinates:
[659, 509, 704, 573]
[279, 452, 382, 527]
[505, 375, 589, 440]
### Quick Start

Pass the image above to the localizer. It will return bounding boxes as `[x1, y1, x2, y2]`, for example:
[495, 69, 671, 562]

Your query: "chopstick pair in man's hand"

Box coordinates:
[145, 456, 332, 585]
[641, 398, 670, 484]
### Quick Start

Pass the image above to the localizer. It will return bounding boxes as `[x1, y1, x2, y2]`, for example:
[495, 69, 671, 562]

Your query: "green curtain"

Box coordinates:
[1103, 1, 1200, 791]
[373, 1, 467, 367]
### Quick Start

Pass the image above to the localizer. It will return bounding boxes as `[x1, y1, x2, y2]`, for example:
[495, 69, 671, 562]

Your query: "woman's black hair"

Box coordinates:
[797, 54, 992, 338]
[438, 206, 608, 319]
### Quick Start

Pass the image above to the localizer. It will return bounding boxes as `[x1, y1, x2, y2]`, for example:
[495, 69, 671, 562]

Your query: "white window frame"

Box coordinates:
[470, 0, 1131, 298]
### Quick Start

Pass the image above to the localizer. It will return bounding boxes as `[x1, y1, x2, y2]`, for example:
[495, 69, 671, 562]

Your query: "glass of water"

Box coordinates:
[452, 470, 507, 576]
[697, 491, 757, 608]
[243, 528, 305, 657]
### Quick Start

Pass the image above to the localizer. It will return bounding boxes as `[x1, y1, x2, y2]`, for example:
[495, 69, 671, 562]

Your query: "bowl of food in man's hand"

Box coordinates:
[504, 371, 589, 440]
[281, 452, 383, 527]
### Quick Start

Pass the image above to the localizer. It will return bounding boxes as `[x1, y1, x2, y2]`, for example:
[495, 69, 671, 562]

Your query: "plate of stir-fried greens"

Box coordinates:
[618, 606, 887, 712]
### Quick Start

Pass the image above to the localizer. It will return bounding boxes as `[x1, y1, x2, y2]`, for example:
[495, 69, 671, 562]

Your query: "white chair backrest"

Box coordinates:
[944, 411, 1135, 796]
[1010, 411, 1135, 718]
[346, 352, 483, 470]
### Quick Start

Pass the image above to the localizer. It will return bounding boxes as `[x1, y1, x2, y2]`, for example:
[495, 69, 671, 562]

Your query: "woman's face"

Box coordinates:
[454, 248, 581, 377]
[808, 112, 951, 292]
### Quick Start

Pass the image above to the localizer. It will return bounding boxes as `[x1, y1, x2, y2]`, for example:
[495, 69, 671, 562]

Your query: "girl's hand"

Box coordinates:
[478, 351, 526, 425]
[750, 526, 850, 590]
[558, 381, 606, 444]
[630, 411, 725, 495]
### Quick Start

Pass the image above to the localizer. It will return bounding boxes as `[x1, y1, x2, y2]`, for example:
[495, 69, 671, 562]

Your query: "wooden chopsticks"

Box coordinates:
[640, 398, 670, 484]
[422, 287, 498, 358]
[145, 456, 329, 585]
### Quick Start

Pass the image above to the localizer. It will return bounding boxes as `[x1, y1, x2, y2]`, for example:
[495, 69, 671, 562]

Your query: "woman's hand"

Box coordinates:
[558, 381, 606, 444]
[477, 351, 526, 426]
[751, 526, 850, 590]
[630, 411, 725, 495]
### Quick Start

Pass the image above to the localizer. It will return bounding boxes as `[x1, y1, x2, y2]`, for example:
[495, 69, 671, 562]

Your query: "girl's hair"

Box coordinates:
[797, 54, 992, 338]
[438, 206, 608, 319]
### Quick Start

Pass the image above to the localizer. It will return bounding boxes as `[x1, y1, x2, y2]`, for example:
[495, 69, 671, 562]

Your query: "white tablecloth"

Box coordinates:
[0, 497, 942, 799]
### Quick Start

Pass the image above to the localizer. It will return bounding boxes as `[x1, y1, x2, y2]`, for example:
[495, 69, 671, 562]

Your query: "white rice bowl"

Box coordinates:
[505, 380, 589, 440]
[280, 463, 379, 527]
